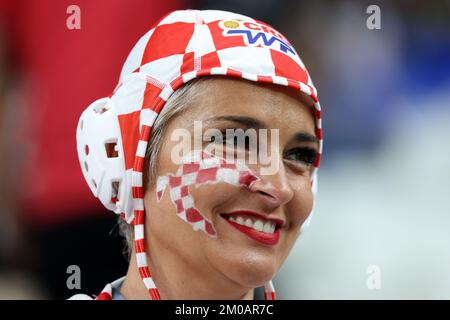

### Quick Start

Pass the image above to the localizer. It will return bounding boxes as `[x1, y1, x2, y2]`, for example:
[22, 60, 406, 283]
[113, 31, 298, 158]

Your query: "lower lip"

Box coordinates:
[223, 218, 281, 246]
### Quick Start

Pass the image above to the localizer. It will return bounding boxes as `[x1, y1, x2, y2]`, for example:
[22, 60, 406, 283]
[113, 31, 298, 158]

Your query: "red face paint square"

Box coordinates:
[175, 198, 184, 213]
[182, 163, 200, 174]
[180, 185, 189, 197]
[195, 167, 219, 184]
[169, 175, 182, 187]
[220, 162, 236, 169]
[185, 207, 203, 223]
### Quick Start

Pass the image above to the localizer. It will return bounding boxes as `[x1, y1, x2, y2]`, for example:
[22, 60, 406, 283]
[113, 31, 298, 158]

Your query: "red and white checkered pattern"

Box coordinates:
[156, 150, 260, 237]
[78, 9, 323, 300]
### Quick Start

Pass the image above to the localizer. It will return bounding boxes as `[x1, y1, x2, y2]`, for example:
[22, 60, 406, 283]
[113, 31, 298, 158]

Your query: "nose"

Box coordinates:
[248, 160, 294, 208]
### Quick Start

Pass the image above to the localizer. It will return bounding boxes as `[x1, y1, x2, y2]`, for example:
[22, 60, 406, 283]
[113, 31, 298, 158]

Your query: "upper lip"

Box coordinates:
[221, 210, 286, 228]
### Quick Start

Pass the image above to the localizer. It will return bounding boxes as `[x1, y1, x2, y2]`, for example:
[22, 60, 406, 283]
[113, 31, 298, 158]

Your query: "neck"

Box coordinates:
[121, 243, 255, 300]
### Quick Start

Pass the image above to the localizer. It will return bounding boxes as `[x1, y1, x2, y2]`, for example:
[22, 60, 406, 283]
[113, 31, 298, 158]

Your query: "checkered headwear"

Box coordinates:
[77, 9, 322, 300]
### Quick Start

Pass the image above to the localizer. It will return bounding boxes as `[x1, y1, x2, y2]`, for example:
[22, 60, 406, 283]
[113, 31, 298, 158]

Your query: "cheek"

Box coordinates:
[153, 150, 260, 237]
[189, 183, 240, 217]
[273, 180, 314, 264]
[288, 180, 315, 230]
[144, 191, 208, 257]
[144, 192, 179, 236]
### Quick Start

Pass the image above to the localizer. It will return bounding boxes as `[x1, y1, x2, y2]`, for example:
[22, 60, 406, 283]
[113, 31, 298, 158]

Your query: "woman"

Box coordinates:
[75, 9, 322, 300]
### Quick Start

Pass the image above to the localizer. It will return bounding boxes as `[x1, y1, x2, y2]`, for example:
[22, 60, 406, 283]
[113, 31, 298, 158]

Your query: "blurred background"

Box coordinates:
[0, 0, 449, 299]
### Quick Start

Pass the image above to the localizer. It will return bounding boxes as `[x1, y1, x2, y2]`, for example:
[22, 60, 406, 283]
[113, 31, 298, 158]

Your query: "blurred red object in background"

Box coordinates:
[0, 0, 186, 226]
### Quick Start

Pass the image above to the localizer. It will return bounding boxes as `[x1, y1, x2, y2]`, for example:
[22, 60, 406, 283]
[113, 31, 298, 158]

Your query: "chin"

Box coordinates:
[223, 254, 279, 288]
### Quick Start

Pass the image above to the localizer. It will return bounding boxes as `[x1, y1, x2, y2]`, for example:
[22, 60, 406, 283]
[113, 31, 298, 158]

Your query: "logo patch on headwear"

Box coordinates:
[219, 19, 296, 56]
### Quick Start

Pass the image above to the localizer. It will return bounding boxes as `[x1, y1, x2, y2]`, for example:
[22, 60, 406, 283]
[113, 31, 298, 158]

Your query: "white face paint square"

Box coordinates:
[181, 172, 197, 185]
[178, 210, 187, 222]
[182, 196, 194, 209]
[170, 186, 182, 199]
[199, 157, 221, 170]
[191, 220, 205, 231]
[216, 168, 240, 185]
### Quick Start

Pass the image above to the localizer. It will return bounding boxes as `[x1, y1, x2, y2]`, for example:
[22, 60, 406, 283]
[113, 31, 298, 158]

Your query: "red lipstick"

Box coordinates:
[222, 211, 283, 246]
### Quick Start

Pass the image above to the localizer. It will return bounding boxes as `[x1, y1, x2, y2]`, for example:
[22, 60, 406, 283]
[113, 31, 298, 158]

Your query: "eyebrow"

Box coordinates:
[205, 115, 267, 129]
[292, 132, 320, 148]
[205, 115, 319, 147]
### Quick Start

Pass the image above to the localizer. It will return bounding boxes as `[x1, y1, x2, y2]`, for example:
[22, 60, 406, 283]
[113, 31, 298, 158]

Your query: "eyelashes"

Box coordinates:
[283, 147, 318, 167]
[207, 130, 255, 150]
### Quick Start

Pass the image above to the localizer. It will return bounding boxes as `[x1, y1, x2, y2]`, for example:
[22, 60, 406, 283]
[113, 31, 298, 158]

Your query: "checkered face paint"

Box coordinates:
[156, 150, 260, 237]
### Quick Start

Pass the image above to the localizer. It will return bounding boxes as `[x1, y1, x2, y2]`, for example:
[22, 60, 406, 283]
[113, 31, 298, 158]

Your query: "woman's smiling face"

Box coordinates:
[143, 77, 318, 291]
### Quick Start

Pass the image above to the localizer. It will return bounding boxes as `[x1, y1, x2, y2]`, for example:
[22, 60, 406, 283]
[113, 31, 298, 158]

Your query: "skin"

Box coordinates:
[121, 78, 318, 300]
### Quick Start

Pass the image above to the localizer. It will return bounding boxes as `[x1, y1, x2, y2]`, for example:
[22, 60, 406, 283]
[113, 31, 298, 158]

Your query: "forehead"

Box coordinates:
[179, 77, 316, 133]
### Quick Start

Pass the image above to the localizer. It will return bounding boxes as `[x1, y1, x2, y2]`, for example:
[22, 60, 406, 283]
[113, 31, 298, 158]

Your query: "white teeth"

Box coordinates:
[225, 215, 277, 234]
[253, 220, 264, 232]
[263, 221, 273, 233]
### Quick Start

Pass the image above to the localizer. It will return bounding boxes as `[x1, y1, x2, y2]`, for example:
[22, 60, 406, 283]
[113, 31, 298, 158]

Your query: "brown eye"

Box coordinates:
[284, 147, 318, 166]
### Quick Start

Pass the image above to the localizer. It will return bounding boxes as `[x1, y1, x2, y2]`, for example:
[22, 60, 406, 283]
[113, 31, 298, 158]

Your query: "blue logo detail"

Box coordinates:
[226, 29, 295, 55]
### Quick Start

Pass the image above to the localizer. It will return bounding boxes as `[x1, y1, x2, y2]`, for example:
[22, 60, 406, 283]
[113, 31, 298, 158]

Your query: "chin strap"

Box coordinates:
[94, 277, 276, 300]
